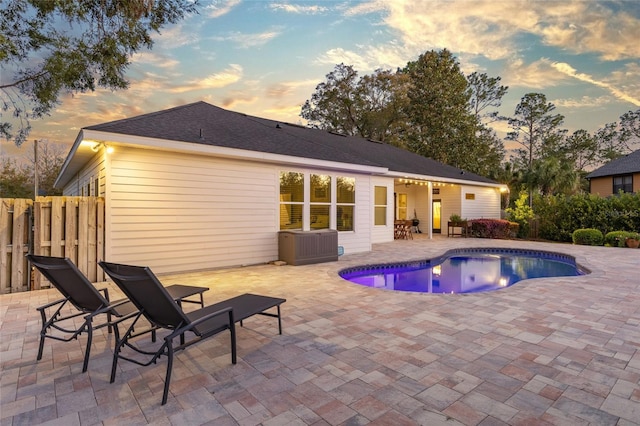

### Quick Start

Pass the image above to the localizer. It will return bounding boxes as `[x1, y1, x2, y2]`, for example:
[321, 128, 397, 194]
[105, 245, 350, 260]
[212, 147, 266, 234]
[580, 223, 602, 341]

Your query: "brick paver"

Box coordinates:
[1, 236, 639, 425]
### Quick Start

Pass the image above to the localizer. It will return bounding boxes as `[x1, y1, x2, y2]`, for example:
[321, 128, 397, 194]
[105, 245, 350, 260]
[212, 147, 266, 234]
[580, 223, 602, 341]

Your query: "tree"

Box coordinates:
[524, 157, 579, 197]
[301, 51, 506, 175]
[507, 93, 565, 170]
[507, 93, 566, 204]
[29, 140, 67, 196]
[618, 109, 640, 151]
[300, 64, 408, 144]
[466, 72, 508, 124]
[560, 129, 599, 172]
[0, 140, 66, 197]
[0, 158, 32, 198]
[1, 0, 198, 145]
[403, 49, 476, 168]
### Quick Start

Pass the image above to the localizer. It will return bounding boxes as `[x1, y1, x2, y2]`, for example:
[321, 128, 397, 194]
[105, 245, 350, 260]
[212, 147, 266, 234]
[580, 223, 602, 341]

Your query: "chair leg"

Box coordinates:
[229, 312, 237, 365]
[37, 308, 48, 361]
[82, 322, 92, 373]
[37, 332, 46, 361]
[277, 306, 282, 335]
[162, 341, 174, 405]
[110, 316, 138, 383]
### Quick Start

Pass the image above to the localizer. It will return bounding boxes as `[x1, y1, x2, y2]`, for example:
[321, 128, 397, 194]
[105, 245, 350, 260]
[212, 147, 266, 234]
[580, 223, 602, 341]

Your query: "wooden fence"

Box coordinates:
[0, 197, 105, 293]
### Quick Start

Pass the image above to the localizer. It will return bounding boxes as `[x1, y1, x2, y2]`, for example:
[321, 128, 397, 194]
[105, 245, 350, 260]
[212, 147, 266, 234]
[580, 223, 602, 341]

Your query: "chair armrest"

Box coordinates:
[97, 287, 110, 302]
[36, 297, 68, 312]
[109, 310, 143, 327]
[85, 299, 136, 320]
[166, 307, 234, 341]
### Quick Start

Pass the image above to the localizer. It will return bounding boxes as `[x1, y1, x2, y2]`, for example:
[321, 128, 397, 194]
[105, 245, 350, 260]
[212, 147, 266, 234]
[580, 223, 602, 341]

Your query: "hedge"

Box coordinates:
[470, 219, 519, 239]
[533, 192, 640, 242]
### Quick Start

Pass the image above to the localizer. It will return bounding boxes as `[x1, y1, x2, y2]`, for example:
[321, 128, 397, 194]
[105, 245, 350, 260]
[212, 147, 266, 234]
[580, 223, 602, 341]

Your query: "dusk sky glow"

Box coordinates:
[3, 0, 640, 162]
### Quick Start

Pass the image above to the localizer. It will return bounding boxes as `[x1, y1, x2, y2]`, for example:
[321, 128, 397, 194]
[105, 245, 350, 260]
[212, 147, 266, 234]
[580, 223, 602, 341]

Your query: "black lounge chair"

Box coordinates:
[99, 260, 286, 405]
[28, 254, 210, 373]
[27, 254, 138, 373]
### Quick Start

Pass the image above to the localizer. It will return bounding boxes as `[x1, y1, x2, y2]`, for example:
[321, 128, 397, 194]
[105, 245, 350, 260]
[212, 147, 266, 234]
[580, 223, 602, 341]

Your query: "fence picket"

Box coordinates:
[0, 197, 105, 293]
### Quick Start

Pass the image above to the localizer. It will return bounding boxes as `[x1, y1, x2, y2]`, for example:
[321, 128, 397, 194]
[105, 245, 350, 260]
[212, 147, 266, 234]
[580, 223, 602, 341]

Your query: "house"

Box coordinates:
[586, 149, 640, 196]
[55, 102, 506, 274]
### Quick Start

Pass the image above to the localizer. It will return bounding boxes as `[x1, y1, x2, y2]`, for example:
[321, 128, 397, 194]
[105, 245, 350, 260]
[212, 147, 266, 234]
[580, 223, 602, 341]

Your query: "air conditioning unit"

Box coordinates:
[278, 229, 339, 265]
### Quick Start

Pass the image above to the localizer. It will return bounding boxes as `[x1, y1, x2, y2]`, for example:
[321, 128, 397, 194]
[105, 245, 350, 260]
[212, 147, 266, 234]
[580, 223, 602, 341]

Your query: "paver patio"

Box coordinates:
[1, 236, 639, 425]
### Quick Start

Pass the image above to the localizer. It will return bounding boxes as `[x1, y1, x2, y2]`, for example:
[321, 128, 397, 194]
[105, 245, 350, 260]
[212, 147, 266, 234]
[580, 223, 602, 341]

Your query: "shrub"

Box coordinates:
[604, 231, 630, 247]
[534, 192, 640, 242]
[470, 219, 518, 239]
[572, 228, 603, 246]
[505, 191, 535, 238]
[449, 213, 463, 223]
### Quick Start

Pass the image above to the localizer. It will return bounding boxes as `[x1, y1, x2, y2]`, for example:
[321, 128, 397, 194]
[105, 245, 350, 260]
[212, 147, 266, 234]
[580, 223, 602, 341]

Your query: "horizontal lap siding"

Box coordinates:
[341, 176, 373, 253]
[461, 186, 500, 219]
[108, 149, 278, 274]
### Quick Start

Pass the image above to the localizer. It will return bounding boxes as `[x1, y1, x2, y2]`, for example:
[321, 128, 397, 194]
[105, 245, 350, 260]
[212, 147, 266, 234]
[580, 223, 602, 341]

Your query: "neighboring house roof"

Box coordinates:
[61, 101, 497, 186]
[586, 148, 640, 179]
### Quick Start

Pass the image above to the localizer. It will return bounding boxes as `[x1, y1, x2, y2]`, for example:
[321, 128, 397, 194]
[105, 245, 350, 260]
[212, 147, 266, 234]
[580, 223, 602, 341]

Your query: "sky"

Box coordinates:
[3, 0, 640, 163]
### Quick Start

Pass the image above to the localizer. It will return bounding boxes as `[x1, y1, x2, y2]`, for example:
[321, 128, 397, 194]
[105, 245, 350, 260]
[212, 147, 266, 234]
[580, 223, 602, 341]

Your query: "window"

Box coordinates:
[279, 172, 304, 229]
[374, 186, 387, 225]
[310, 174, 331, 229]
[397, 193, 407, 220]
[613, 175, 633, 194]
[337, 177, 355, 231]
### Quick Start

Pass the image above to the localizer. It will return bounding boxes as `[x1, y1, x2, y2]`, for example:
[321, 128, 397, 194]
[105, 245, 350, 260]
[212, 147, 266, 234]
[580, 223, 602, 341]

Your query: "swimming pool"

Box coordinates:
[339, 248, 588, 294]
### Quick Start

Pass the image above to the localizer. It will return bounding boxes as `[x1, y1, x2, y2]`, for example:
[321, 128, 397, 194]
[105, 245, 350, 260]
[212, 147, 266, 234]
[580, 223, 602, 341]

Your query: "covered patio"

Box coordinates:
[2, 236, 639, 425]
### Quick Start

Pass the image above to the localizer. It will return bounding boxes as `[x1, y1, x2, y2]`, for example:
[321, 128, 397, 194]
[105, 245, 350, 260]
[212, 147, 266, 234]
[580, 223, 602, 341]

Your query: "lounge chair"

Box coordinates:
[28, 254, 209, 373]
[99, 260, 286, 405]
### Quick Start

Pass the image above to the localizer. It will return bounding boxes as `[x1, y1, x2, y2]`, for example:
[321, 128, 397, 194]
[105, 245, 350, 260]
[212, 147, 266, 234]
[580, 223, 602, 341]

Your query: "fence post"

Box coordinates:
[11, 199, 31, 292]
[0, 200, 10, 292]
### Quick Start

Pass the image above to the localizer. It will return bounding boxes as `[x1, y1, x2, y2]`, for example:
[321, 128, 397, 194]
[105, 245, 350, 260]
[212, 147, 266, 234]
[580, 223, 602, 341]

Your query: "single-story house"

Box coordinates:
[586, 148, 640, 196]
[55, 101, 506, 274]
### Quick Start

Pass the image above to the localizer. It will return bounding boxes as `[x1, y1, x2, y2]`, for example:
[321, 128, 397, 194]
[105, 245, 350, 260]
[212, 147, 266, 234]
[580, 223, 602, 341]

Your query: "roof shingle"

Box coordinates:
[86, 101, 496, 184]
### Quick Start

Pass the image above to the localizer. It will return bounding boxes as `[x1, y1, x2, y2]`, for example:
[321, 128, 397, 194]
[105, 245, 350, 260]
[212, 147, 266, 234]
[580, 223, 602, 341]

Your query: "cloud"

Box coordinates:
[552, 62, 640, 106]
[155, 22, 201, 49]
[204, 0, 241, 18]
[266, 79, 319, 99]
[220, 95, 258, 110]
[132, 52, 180, 70]
[315, 48, 380, 73]
[212, 29, 282, 48]
[346, 1, 640, 62]
[503, 58, 570, 89]
[169, 64, 243, 93]
[551, 96, 612, 109]
[535, 2, 640, 61]
[269, 3, 328, 14]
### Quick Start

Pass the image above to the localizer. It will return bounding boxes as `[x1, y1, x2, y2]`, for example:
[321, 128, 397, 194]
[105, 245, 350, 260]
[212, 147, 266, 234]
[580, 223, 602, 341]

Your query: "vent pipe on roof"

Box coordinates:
[199, 128, 204, 140]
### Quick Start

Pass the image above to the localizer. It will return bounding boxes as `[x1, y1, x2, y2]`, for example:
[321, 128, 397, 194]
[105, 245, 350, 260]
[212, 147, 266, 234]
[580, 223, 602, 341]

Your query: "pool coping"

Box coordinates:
[338, 246, 591, 278]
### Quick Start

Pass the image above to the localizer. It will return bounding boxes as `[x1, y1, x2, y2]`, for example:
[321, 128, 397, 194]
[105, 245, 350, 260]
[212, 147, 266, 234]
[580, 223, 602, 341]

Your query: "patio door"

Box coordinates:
[396, 193, 407, 220]
[432, 199, 441, 233]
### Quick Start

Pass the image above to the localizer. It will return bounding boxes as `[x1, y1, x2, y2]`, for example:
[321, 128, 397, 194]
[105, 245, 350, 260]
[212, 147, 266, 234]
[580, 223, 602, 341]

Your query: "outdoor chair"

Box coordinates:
[27, 254, 138, 373]
[28, 254, 209, 373]
[99, 260, 286, 405]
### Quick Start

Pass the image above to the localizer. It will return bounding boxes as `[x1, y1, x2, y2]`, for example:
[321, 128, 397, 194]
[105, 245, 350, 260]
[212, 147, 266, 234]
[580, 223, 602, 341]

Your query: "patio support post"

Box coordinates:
[427, 181, 433, 239]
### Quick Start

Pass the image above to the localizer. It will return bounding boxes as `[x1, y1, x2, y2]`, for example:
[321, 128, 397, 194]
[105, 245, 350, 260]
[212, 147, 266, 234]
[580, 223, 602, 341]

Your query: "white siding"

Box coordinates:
[105, 148, 277, 273]
[438, 185, 462, 223]
[461, 186, 500, 219]
[95, 148, 374, 273]
[63, 152, 106, 196]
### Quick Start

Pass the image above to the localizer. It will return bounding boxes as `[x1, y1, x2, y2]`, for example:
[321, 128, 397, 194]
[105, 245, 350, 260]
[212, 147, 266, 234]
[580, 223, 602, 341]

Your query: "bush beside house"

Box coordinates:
[572, 229, 604, 246]
[533, 192, 640, 242]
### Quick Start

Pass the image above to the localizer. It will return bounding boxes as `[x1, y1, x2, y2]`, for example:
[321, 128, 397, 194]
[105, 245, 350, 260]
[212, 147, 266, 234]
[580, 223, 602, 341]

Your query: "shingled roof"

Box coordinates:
[85, 101, 495, 184]
[586, 149, 640, 179]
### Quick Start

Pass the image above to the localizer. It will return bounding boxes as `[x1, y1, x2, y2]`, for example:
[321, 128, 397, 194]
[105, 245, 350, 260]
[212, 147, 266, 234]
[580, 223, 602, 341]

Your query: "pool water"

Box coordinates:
[339, 249, 587, 294]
